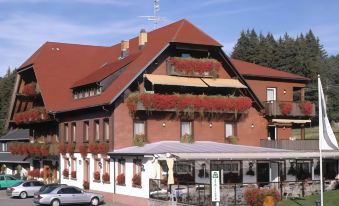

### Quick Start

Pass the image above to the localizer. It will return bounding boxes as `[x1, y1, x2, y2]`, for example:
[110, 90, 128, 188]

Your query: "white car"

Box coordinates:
[6, 180, 44, 199]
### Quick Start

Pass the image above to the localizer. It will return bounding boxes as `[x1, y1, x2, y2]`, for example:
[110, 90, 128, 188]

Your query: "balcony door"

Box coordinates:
[268, 125, 276, 140]
[266, 88, 276, 102]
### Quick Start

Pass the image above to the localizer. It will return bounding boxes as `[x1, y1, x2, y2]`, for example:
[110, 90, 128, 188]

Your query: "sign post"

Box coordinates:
[211, 171, 220, 206]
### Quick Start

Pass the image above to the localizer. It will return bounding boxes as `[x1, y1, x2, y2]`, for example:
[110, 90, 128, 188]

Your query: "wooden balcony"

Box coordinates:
[264, 101, 315, 117]
[260, 139, 319, 150]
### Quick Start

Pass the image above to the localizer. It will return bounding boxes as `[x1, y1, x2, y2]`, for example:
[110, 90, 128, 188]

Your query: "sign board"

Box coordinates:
[211, 170, 220, 202]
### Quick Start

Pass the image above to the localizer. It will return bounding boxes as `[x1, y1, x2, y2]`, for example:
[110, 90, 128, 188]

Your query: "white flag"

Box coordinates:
[318, 76, 339, 150]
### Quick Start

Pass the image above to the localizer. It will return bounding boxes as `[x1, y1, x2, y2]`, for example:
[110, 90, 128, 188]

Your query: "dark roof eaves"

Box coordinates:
[242, 74, 311, 82]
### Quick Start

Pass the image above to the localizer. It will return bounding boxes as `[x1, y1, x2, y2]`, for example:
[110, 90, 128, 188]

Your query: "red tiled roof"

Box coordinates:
[231, 59, 310, 81]
[71, 51, 142, 88]
[17, 19, 222, 112]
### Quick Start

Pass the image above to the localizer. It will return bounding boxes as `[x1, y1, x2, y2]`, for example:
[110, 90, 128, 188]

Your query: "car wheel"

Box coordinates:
[50, 199, 60, 206]
[90, 197, 99, 206]
[20, 191, 27, 199]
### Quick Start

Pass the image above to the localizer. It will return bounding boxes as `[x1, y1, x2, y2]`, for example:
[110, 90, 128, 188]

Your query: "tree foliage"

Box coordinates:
[231, 29, 339, 122]
[0, 68, 16, 135]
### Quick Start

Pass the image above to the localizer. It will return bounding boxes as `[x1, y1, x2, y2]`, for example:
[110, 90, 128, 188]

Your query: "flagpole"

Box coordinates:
[318, 74, 324, 206]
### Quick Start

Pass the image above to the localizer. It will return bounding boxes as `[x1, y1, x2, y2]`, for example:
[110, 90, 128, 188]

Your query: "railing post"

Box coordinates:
[280, 181, 283, 200]
[234, 183, 237, 205]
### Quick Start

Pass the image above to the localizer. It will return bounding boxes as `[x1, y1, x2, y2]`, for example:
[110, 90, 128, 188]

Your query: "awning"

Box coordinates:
[0, 152, 30, 163]
[202, 78, 247, 88]
[0, 129, 29, 141]
[144, 74, 207, 87]
[272, 119, 312, 124]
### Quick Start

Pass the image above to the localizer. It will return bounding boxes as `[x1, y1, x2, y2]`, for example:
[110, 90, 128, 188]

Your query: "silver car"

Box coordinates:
[6, 180, 44, 199]
[33, 185, 104, 206]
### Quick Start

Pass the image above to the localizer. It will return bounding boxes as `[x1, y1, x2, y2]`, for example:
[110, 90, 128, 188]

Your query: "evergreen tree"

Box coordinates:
[0, 68, 16, 135]
[232, 29, 260, 63]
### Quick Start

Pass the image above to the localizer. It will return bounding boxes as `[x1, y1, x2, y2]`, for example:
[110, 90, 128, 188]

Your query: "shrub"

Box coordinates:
[244, 187, 281, 206]
[71, 171, 76, 179]
[102, 173, 110, 182]
[63, 168, 69, 177]
[116, 173, 125, 185]
[132, 174, 141, 187]
[133, 134, 147, 146]
[94, 171, 100, 181]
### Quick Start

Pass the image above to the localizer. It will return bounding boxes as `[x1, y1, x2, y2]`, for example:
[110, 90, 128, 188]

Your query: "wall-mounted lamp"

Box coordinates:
[78, 159, 82, 165]
[209, 122, 213, 128]
[98, 161, 102, 169]
[283, 89, 287, 94]
[162, 122, 166, 127]
[251, 123, 255, 128]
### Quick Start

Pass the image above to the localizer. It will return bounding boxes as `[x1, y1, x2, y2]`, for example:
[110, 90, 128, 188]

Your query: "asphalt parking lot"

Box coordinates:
[0, 189, 130, 206]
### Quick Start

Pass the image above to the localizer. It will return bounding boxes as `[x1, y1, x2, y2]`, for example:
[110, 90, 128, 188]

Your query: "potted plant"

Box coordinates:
[226, 135, 238, 144]
[83, 181, 89, 190]
[116, 173, 125, 185]
[181, 134, 194, 143]
[132, 174, 141, 187]
[102, 173, 110, 183]
[93, 171, 100, 181]
[71, 171, 76, 179]
[62, 168, 69, 178]
[133, 134, 147, 146]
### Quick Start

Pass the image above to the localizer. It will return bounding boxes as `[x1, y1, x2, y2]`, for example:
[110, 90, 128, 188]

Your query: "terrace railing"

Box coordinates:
[264, 101, 315, 117]
[150, 179, 339, 206]
[260, 139, 319, 150]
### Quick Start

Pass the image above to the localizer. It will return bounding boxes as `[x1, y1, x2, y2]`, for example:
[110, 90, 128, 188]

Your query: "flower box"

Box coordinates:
[126, 93, 252, 118]
[299, 101, 313, 116]
[63, 169, 69, 178]
[132, 174, 141, 187]
[89, 143, 109, 155]
[58, 143, 67, 155]
[279, 102, 292, 116]
[83, 181, 89, 190]
[116, 173, 125, 185]
[22, 82, 37, 96]
[67, 143, 76, 154]
[71, 171, 76, 179]
[13, 107, 48, 124]
[93, 171, 100, 181]
[102, 173, 110, 183]
[167, 57, 221, 78]
[79, 144, 88, 158]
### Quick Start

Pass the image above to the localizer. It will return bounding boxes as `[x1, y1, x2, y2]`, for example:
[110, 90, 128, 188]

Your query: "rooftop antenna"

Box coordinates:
[140, 0, 164, 30]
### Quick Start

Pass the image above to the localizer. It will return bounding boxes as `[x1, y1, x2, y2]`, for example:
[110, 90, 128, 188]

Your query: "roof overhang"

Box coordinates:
[272, 119, 312, 124]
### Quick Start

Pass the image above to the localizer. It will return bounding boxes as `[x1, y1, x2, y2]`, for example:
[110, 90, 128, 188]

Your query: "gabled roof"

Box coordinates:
[231, 59, 310, 82]
[16, 19, 222, 113]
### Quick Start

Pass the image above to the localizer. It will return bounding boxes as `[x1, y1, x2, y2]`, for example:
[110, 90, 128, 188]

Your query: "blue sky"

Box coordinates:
[0, 0, 339, 76]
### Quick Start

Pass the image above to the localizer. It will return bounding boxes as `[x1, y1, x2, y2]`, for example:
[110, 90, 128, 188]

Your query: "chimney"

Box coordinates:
[120, 40, 129, 58]
[138, 29, 147, 49]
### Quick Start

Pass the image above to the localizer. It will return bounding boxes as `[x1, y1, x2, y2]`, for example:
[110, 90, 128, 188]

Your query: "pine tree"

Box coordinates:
[0, 68, 16, 135]
[232, 29, 259, 63]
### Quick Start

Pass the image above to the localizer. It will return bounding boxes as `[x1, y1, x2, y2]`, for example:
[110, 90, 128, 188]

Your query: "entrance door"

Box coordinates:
[268, 125, 276, 140]
[257, 162, 270, 187]
[267, 88, 276, 102]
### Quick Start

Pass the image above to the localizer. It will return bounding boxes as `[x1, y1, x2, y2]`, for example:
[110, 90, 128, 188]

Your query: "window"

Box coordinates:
[33, 181, 44, 186]
[296, 160, 311, 180]
[104, 159, 110, 174]
[181, 121, 192, 136]
[71, 123, 76, 142]
[133, 121, 145, 136]
[71, 157, 77, 172]
[181, 53, 191, 58]
[64, 157, 69, 170]
[103, 119, 110, 141]
[0, 176, 4, 181]
[83, 121, 89, 142]
[133, 159, 142, 186]
[55, 133, 59, 143]
[94, 120, 100, 141]
[173, 161, 195, 184]
[64, 123, 69, 143]
[266, 88, 277, 102]
[118, 159, 126, 175]
[225, 123, 234, 138]
[1, 143, 7, 152]
[211, 160, 242, 183]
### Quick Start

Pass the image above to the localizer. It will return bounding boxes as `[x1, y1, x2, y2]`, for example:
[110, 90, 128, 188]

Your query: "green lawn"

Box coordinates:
[277, 189, 339, 206]
[292, 125, 339, 140]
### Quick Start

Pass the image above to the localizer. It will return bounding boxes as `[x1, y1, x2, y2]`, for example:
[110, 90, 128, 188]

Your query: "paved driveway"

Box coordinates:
[0, 189, 130, 206]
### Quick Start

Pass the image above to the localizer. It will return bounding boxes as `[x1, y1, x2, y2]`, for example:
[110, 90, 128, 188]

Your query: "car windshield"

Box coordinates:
[41, 186, 58, 194]
[11, 181, 23, 187]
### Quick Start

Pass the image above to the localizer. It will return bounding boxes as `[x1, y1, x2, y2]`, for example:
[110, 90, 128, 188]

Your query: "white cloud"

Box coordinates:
[0, 13, 149, 76]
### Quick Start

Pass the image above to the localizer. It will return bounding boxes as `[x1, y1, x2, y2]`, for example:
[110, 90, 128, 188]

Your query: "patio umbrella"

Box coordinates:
[167, 158, 174, 185]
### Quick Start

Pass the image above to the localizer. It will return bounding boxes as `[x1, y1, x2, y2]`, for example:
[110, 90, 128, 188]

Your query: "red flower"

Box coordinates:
[71, 171, 76, 179]
[98, 143, 109, 155]
[116, 173, 125, 185]
[132, 174, 141, 186]
[63, 168, 69, 177]
[67, 144, 75, 154]
[78, 144, 88, 158]
[94, 171, 100, 181]
[102, 173, 110, 182]
[89, 143, 99, 154]
[299, 101, 313, 116]
[58, 143, 67, 155]
[22, 82, 37, 96]
[279, 102, 293, 116]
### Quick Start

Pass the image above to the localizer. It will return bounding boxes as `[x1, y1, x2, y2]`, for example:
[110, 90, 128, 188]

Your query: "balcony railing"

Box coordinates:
[264, 101, 315, 117]
[260, 139, 319, 150]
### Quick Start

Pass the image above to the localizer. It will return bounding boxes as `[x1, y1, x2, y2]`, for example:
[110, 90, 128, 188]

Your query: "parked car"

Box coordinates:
[33, 185, 104, 206]
[36, 183, 67, 195]
[6, 180, 44, 199]
[0, 174, 22, 189]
